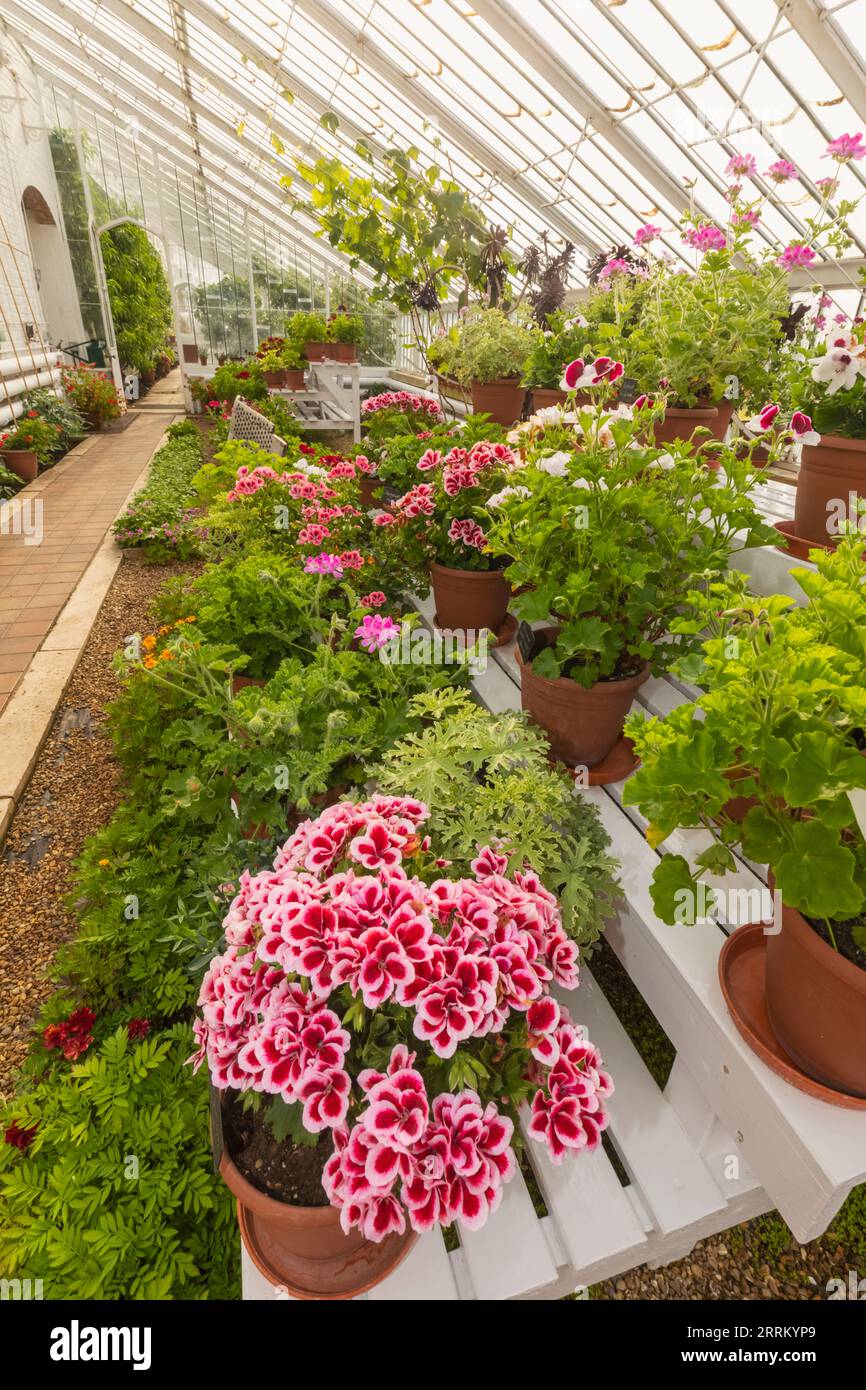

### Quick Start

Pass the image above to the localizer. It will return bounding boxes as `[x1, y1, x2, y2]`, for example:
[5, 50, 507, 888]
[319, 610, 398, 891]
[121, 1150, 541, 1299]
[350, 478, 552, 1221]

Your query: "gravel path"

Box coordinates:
[0, 553, 198, 1096]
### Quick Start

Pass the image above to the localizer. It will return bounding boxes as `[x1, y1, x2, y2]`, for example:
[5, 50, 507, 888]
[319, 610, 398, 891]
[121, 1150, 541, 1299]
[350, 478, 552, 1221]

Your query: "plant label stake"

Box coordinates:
[516, 620, 543, 664]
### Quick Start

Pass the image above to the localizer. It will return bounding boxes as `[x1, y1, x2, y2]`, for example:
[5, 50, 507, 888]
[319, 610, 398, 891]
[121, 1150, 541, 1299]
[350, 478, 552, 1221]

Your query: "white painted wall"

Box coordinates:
[0, 34, 85, 354]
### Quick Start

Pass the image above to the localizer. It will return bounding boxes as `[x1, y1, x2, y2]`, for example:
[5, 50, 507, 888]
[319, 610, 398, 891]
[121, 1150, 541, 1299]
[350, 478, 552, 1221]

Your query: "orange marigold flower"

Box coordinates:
[142, 634, 157, 651]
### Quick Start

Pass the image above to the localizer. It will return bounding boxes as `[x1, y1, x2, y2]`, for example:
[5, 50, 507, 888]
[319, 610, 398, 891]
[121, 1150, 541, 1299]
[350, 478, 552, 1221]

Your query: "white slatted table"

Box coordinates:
[243, 487, 866, 1300]
[271, 361, 361, 442]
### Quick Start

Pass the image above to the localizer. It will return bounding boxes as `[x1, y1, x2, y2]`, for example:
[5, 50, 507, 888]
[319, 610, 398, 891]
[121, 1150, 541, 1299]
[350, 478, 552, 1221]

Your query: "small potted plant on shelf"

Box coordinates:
[622, 529, 866, 1099]
[328, 312, 364, 363]
[484, 359, 779, 771]
[452, 308, 537, 426]
[788, 322, 866, 548]
[288, 311, 331, 362]
[192, 795, 612, 1299]
[0, 411, 61, 481]
[257, 339, 306, 390]
[61, 366, 123, 430]
[384, 436, 522, 640]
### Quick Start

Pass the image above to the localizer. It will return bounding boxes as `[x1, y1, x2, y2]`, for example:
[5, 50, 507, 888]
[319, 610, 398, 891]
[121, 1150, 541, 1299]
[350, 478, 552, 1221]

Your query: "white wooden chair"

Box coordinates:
[227, 396, 286, 457]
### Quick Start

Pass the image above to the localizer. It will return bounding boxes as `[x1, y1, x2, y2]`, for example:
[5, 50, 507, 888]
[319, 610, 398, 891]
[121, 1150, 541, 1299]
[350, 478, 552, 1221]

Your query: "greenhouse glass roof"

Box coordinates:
[5, 0, 866, 294]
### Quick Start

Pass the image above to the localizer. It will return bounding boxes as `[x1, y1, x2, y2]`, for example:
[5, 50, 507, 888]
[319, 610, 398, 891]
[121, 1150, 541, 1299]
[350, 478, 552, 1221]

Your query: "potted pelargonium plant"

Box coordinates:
[787, 320, 866, 548]
[0, 411, 62, 481]
[288, 311, 330, 362]
[629, 141, 861, 444]
[192, 796, 612, 1298]
[622, 529, 866, 1099]
[258, 340, 306, 391]
[61, 366, 123, 430]
[484, 358, 779, 770]
[328, 312, 364, 363]
[452, 308, 538, 426]
[384, 437, 522, 639]
[361, 389, 443, 446]
[521, 310, 592, 410]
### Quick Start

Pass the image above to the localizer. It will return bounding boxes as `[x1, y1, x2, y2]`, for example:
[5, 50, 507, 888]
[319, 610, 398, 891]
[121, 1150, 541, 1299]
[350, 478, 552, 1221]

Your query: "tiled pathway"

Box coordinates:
[0, 384, 182, 716]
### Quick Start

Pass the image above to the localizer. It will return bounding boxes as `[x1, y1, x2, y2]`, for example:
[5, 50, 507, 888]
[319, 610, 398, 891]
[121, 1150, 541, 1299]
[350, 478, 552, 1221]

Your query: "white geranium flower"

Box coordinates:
[487, 484, 530, 508]
[535, 406, 566, 426]
[810, 334, 866, 394]
[536, 451, 572, 476]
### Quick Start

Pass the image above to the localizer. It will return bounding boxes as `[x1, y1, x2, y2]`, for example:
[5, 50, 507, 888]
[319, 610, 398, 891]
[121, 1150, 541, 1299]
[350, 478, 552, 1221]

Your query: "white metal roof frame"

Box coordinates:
[5, 0, 866, 291]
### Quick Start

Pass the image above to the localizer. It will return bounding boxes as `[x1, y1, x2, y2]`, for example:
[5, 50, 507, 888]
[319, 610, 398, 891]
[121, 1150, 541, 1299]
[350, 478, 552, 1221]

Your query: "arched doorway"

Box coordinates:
[21, 184, 86, 347]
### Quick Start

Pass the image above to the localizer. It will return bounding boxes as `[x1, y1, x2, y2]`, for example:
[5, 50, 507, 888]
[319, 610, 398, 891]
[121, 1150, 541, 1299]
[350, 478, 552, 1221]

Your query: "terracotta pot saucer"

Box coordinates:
[237, 1203, 416, 1300]
[774, 518, 865, 563]
[432, 610, 517, 649]
[719, 925, 866, 1111]
[547, 735, 639, 787]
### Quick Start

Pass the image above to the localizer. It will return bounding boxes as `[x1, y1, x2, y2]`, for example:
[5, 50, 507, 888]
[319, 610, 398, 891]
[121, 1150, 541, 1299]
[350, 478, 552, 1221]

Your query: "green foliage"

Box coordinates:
[624, 530, 866, 928]
[374, 689, 620, 949]
[181, 551, 326, 679]
[20, 388, 86, 449]
[0, 459, 23, 499]
[207, 359, 266, 404]
[295, 145, 505, 318]
[329, 312, 364, 345]
[452, 308, 538, 385]
[287, 311, 328, 348]
[112, 433, 205, 561]
[487, 401, 778, 685]
[0, 414, 61, 463]
[0, 1025, 237, 1300]
[101, 223, 172, 375]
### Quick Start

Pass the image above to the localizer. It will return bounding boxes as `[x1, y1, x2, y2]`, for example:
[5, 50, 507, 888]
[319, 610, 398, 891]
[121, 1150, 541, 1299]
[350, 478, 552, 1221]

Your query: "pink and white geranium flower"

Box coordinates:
[560, 356, 624, 392]
[811, 332, 866, 393]
[193, 798, 610, 1239]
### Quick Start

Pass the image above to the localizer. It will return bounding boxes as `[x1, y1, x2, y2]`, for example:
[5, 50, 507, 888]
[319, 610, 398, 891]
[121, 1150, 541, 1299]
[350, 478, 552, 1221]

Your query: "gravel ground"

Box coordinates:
[0, 552, 199, 1097]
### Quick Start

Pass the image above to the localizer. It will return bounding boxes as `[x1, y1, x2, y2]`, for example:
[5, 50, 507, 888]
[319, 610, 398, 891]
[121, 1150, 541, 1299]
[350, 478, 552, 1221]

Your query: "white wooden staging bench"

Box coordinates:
[243, 476, 866, 1300]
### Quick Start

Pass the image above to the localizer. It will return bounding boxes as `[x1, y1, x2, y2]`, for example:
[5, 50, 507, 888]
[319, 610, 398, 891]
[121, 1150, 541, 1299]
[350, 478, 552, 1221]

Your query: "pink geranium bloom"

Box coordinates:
[296, 1067, 351, 1131]
[598, 257, 631, 281]
[683, 223, 727, 252]
[765, 159, 798, 183]
[354, 613, 400, 652]
[304, 552, 344, 576]
[778, 244, 815, 270]
[825, 132, 866, 163]
[634, 222, 661, 246]
[724, 152, 757, 178]
[747, 402, 781, 433]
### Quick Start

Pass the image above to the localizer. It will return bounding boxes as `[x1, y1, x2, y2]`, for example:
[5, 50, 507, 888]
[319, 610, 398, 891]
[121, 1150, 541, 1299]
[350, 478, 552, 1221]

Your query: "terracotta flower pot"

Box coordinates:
[263, 368, 287, 388]
[333, 342, 358, 363]
[436, 373, 470, 404]
[470, 378, 527, 427]
[231, 674, 266, 697]
[220, 1151, 416, 1300]
[304, 341, 330, 362]
[653, 404, 720, 448]
[2, 448, 38, 482]
[429, 562, 510, 635]
[358, 475, 382, 507]
[793, 434, 866, 547]
[765, 896, 866, 1099]
[284, 367, 307, 391]
[516, 626, 649, 768]
[531, 387, 569, 411]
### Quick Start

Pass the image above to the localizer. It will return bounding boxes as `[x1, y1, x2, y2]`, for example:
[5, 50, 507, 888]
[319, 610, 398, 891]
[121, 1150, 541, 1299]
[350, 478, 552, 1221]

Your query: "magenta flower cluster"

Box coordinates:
[361, 390, 443, 418]
[192, 798, 611, 1238]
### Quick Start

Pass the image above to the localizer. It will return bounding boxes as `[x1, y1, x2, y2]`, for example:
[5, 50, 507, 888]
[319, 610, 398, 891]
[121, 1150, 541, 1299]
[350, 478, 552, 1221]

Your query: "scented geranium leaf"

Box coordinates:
[695, 842, 736, 876]
[557, 616, 610, 657]
[514, 584, 557, 623]
[783, 732, 866, 806]
[266, 1098, 318, 1147]
[649, 853, 697, 925]
[740, 806, 790, 865]
[531, 646, 560, 679]
[775, 820, 864, 919]
[647, 730, 730, 803]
